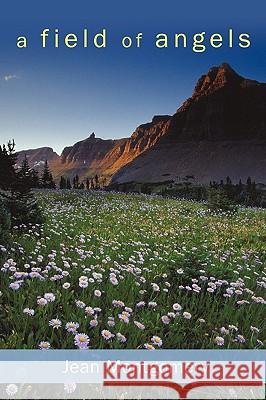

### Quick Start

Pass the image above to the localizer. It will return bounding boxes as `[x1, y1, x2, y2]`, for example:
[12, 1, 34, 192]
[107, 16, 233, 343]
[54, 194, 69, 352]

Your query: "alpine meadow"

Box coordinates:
[0, 191, 265, 350]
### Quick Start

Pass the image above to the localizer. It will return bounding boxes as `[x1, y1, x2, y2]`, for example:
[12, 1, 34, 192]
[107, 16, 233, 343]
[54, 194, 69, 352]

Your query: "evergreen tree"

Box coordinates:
[18, 157, 40, 189]
[20, 155, 30, 176]
[59, 176, 67, 189]
[41, 160, 55, 189]
[102, 177, 107, 188]
[207, 187, 237, 213]
[49, 173, 56, 189]
[224, 175, 234, 200]
[0, 140, 17, 190]
[247, 181, 259, 206]
[73, 174, 80, 189]
[86, 178, 90, 190]
[8, 159, 42, 226]
[41, 160, 50, 188]
[95, 174, 99, 189]
[66, 178, 72, 189]
[0, 200, 11, 244]
[226, 176, 232, 185]
[0, 141, 43, 228]
[30, 169, 40, 188]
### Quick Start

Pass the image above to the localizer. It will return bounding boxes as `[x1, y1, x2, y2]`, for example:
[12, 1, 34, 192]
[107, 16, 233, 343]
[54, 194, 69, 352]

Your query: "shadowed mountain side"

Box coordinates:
[111, 140, 266, 184]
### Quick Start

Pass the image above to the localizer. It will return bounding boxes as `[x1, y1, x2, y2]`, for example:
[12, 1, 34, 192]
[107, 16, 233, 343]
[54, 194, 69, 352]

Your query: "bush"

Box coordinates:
[6, 193, 44, 228]
[207, 187, 238, 213]
[0, 200, 11, 244]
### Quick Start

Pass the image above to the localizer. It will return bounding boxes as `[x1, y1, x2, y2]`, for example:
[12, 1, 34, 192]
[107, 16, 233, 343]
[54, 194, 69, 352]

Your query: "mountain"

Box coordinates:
[16, 147, 59, 171]
[50, 118, 172, 181]
[16, 64, 266, 184]
[111, 63, 266, 184]
[51, 133, 128, 181]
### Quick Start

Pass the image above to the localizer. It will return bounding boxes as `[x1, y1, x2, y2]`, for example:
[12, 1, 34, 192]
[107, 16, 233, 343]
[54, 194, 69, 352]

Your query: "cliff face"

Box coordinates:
[52, 134, 128, 180]
[17, 64, 266, 184]
[102, 115, 171, 176]
[111, 64, 266, 184]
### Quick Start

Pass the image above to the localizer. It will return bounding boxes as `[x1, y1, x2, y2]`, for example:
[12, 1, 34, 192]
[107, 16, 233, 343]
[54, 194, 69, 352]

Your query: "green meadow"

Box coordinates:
[0, 191, 265, 349]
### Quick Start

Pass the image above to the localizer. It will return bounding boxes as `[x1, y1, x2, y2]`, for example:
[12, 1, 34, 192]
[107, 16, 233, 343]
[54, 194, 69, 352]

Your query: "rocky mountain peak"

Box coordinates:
[151, 115, 171, 124]
[89, 132, 95, 139]
[192, 63, 243, 98]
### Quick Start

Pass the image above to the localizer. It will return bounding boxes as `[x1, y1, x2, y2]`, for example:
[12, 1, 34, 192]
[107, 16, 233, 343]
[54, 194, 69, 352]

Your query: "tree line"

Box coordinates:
[0, 141, 108, 244]
[160, 175, 265, 208]
[21, 160, 106, 191]
[59, 174, 106, 190]
[0, 141, 43, 244]
[0, 140, 107, 194]
[112, 175, 266, 209]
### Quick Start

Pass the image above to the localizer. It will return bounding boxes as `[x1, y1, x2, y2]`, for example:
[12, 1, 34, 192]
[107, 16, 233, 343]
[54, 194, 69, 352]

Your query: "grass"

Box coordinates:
[0, 190, 265, 349]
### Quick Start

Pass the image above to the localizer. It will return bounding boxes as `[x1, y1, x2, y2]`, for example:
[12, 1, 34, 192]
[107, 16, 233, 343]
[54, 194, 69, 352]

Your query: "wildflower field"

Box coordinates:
[0, 191, 265, 350]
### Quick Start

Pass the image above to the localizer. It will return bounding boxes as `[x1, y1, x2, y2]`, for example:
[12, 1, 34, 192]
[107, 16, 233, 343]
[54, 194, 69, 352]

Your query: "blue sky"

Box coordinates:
[0, 0, 266, 154]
